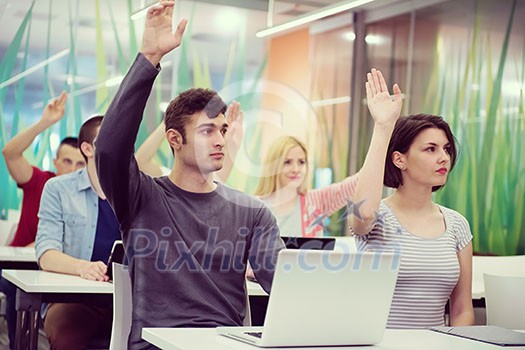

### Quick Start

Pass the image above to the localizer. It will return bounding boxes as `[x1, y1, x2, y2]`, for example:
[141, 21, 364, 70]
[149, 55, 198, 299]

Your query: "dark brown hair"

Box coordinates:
[78, 115, 103, 161]
[165, 88, 227, 144]
[384, 114, 458, 192]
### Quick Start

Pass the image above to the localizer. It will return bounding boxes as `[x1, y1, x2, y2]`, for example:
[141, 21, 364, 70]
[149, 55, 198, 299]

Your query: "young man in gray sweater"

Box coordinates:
[95, 1, 283, 349]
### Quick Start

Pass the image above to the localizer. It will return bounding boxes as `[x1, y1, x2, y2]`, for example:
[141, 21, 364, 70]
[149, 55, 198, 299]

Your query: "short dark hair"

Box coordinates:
[165, 88, 227, 144]
[384, 114, 458, 192]
[56, 137, 79, 158]
[78, 115, 103, 161]
[59, 137, 79, 148]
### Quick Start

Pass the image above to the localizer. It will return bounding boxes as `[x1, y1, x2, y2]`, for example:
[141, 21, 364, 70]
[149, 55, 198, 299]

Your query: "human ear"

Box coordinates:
[80, 142, 94, 159]
[392, 151, 406, 170]
[166, 129, 183, 150]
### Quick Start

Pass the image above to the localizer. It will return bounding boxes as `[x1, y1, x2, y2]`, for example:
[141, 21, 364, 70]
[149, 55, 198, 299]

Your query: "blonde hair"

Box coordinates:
[254, 136, 308, 196]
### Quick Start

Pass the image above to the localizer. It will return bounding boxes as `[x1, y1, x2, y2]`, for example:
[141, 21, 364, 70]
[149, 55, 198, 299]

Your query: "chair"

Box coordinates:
[472, 255, 525, 299]
[244, 280, 251, 326]
[483, 273, 525, 329]
[108, 262, 251, 349]
[109, 263, 132, 350]
[0, 221, 18, 246]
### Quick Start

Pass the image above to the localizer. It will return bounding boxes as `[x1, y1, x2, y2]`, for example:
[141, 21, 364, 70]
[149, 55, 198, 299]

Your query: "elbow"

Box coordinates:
[38, 251, 52, 271]
[349, 217, 374, 236]
[2, 146, 13, 159]
[359, 209, 377, 223]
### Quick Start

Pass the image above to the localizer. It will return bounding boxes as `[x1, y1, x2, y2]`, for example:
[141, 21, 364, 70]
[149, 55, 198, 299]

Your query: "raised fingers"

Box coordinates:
[377, 70, 388, 95]
[175, 18, 188, 39]
[365, 81, 372, 101]
[227, 101, 240, 121]
[367, 72, 377, 96]
[372, 68, 382, 93]
[392, 83, 402, 100]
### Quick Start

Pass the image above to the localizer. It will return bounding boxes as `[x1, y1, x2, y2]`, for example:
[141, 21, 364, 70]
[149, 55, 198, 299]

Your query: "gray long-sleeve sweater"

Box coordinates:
[96, 53, 283, 350]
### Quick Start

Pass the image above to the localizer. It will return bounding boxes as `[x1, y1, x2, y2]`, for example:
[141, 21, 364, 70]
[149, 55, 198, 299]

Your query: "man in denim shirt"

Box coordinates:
[35, 116, 121, 349]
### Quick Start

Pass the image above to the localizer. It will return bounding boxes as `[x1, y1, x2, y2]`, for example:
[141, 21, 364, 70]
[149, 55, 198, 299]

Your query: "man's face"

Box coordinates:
[178, 111, 229, 174]
[53, 144, 85, 175]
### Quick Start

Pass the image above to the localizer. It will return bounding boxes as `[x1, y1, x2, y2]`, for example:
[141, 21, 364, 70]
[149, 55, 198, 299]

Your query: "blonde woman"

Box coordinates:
[254, 136, 358, 237]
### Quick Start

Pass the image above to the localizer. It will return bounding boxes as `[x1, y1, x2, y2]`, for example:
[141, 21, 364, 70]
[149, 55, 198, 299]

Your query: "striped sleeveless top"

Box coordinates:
[352, 201, 472, 328]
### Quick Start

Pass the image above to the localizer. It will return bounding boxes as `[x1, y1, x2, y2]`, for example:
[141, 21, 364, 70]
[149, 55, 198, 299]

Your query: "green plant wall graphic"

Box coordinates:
[428, 0, 524, 255]
[0, 1, 265, 221]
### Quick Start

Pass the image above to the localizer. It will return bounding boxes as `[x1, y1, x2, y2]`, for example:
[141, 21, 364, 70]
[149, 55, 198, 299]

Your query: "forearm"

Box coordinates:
[136, 122, 165, 177]
[96, 53, 160, 219]
[2, 119, 50, 158]
[350, 123, 395, 234]
[39, 250, 89, 277]
[308, 174, 358, 216]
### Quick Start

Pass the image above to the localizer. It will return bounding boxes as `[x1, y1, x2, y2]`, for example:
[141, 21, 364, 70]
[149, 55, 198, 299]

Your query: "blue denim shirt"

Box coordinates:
[35, 168, 99, 263]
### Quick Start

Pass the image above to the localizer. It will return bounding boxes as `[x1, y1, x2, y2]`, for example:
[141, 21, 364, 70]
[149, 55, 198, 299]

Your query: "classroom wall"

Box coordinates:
[0, 0, 523, 253]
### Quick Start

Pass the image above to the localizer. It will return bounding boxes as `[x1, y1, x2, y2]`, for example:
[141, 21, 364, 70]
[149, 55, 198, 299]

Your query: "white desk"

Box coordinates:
[0, 247, 38, 269]
[142, 327, 525, 350]
[2, 269, 113, 294]
[2, 269, 113, 350]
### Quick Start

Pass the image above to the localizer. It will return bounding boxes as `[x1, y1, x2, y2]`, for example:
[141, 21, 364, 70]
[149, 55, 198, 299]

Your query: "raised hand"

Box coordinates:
[225, 101, 243, 155]
[41, 91, 67, 126]
[140, 0, 188, 66]
[365, 68, 402, 126]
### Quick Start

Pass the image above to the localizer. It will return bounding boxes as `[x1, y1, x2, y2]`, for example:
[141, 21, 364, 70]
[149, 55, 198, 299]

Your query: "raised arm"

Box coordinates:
[215, 101, 243, 183]
[2, 91, 67, 184]
[136, 121, 165, 177]
[349, 69, 402, 235]
[96, 1, 187, 226]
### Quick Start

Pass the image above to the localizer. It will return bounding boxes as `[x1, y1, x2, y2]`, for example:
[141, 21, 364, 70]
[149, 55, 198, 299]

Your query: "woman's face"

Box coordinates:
[401, 128, 451, 188]
[278, 146, 307, 191]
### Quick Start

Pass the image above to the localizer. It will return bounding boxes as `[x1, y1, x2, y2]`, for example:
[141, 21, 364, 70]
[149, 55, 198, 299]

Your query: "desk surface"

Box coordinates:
[142, 328, 525, 350]
[0, 246, 36, 262]
[2, 269, 113, 294]
[2, 269, 264, 296]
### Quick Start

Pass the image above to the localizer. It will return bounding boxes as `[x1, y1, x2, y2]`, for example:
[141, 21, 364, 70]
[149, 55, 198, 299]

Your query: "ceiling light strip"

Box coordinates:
[0, 49, 70, 90]
[256, 0, 375, 38]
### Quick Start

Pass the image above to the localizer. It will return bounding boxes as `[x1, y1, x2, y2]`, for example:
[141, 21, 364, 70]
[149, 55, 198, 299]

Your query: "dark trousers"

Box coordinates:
[44, 303, 113, 350]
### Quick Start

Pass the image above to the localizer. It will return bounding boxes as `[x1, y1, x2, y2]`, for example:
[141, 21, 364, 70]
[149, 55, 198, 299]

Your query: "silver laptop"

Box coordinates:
[217, 249, 400, 347]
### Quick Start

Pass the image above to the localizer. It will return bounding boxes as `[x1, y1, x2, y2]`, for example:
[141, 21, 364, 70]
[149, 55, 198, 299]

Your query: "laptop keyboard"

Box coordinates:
[245, 332, 263, 338]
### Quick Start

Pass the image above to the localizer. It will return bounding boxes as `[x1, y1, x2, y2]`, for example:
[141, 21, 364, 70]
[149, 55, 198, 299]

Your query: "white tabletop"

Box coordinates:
[1, 269, 263, 296]
[142, 328, 525, 350]
[1, 269, 113, 294]
[0, 247, 36, 262]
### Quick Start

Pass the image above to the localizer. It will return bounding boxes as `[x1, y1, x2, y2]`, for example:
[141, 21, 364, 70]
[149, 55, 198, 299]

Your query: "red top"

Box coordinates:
[9, 166, 55, 247]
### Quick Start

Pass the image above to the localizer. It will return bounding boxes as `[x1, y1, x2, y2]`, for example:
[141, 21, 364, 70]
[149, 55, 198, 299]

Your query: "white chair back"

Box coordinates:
[244, 280, 251, 326]
[0, 221, 18, 246]
[109, 263, 132, 350]
[472, 255, 525, 298]
[484, 273, 525, 329]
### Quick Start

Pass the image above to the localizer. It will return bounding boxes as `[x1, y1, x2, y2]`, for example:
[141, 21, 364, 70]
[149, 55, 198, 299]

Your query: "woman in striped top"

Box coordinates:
[254, 136, 357, 237]
[349, 68, 474, 328]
